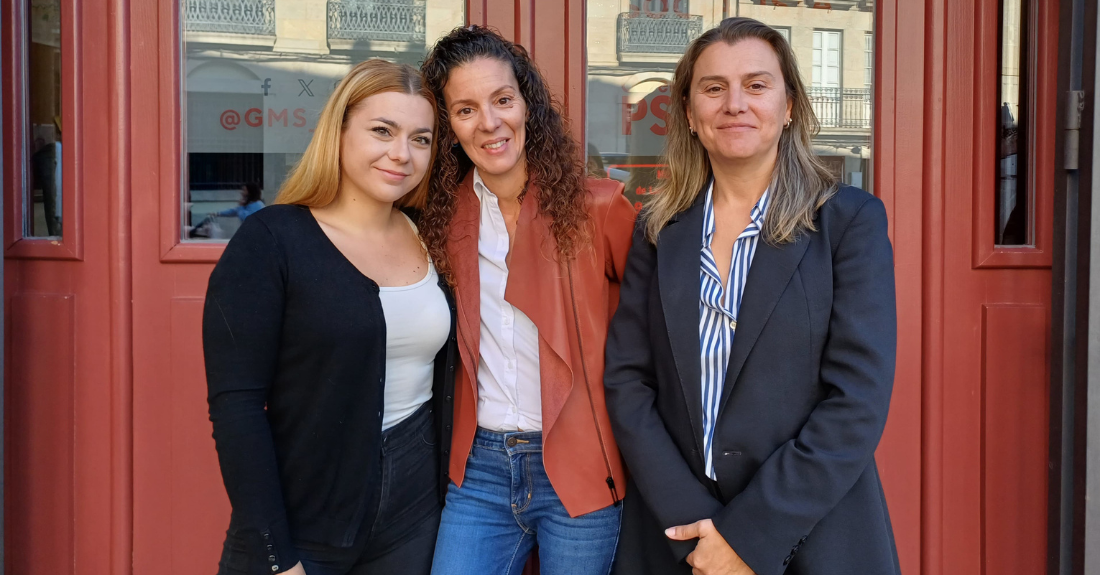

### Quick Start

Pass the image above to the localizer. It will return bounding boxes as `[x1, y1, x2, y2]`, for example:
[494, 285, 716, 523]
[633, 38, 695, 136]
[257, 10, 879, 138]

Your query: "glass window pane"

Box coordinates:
[26, 0, 63, 238]
[181, 0, 465, 241]
[997, 0, 1028, 245]
[587, 0, 874, 212]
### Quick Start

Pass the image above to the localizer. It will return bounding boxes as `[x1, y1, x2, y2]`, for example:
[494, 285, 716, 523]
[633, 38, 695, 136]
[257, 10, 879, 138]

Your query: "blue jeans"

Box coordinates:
[431, 428, 621, 575]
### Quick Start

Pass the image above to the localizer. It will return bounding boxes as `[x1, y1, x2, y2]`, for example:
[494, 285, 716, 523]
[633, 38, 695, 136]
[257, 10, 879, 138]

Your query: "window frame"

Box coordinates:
[811, 28, 844, 89]
[3, 0, 83, 260]
[972, 0, 1054, 268]
[158, 0, 469, 262]
[865, 31, 873, 87]
[775, 26, 792, 44]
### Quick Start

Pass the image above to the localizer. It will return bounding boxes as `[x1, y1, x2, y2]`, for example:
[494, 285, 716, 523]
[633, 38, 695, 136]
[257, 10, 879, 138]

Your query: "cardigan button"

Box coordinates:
[445, 396, 452, 403]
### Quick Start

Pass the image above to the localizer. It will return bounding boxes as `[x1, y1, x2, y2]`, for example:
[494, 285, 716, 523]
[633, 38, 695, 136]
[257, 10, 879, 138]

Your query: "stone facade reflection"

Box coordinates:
[586, 0, 874, 210]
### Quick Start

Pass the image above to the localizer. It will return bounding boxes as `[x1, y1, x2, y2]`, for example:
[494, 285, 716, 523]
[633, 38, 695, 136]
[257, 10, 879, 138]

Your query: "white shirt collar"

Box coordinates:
[472, 168, 493, 203]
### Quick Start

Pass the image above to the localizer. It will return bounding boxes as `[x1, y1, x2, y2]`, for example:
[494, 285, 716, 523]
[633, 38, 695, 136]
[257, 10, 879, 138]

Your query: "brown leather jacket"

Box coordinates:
[445, 171, 637, 517]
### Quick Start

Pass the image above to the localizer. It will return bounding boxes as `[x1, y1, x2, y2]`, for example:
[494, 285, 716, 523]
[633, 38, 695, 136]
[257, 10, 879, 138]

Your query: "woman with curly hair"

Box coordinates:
[419, 25, 636, 575]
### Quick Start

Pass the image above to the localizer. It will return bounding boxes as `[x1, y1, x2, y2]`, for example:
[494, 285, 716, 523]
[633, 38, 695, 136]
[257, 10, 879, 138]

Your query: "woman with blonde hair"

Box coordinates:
[604, 17, 899, 575]
[203, 59, 457, 575]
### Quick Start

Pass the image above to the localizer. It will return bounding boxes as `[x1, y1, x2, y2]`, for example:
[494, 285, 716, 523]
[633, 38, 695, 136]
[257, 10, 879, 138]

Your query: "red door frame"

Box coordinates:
[1, 0, 1058, 573]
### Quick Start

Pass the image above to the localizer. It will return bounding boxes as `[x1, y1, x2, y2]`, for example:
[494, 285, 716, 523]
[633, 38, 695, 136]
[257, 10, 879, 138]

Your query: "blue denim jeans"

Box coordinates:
[431, 428, 621, 575]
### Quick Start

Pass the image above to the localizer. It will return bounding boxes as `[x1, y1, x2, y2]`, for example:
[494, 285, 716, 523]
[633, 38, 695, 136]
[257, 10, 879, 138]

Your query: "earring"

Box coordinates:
[689, 126, 696, 136]
[785, 118, 792, 129]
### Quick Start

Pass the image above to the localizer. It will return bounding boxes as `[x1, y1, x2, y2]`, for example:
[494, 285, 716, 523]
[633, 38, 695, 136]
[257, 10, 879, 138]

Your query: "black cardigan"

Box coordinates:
[202, 204, 457, 574]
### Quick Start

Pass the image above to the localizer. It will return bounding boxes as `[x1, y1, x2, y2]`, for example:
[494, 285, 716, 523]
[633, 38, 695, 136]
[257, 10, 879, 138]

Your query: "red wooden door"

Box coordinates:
[921, 0, 1056, 573]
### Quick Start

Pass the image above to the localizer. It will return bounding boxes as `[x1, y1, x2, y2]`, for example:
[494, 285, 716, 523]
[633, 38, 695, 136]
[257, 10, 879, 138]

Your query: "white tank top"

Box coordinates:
[377, 216, 450, 430]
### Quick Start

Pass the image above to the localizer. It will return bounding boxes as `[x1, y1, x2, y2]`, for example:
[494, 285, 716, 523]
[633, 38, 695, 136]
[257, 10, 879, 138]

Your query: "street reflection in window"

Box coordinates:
[586, 0, 874, 212]
[26, 0, 63, 238]
[181, 0, 464, 241]
[996, 0, 1029, 245]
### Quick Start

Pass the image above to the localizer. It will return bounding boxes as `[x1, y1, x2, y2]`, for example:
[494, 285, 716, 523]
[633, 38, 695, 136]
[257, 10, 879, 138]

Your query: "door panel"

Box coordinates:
[981, 304, 1049, 575]
[8, 293, 75, 575]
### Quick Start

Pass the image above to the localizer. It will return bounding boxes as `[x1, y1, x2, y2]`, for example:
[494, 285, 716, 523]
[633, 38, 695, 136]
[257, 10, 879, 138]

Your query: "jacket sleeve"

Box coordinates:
[604, 220, 725, 563]
[203, 215, 300, 573]
[712, 197, 897, 575]
[601, 183, 637, 315]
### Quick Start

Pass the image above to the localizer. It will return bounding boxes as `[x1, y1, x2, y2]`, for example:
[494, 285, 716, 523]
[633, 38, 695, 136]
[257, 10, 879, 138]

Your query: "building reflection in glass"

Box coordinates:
[182, 0, 464, 241]
[586, 0, 874, 211]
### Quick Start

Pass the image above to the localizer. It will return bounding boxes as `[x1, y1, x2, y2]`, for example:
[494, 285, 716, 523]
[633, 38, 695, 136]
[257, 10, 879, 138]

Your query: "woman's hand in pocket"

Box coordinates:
[284, 562, 307, 575]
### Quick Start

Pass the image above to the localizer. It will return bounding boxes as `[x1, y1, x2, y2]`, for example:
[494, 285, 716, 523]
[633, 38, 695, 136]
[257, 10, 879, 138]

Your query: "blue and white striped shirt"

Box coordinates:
[699, 182, 770, 480]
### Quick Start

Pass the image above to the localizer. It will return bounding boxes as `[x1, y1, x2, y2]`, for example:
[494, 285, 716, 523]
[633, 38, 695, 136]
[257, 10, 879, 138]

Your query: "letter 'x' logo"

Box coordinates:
[298, 79, 314, 97]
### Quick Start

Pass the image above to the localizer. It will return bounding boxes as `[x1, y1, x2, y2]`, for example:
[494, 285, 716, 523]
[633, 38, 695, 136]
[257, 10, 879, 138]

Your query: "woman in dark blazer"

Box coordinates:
[203, 60, 457, 575]
[604, 18, 899, 575]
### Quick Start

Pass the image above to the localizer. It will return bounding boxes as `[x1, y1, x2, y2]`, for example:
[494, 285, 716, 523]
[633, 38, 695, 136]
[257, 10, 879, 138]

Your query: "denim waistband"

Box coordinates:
[380, 401, 433, 454]
[474, 427, 543, 453]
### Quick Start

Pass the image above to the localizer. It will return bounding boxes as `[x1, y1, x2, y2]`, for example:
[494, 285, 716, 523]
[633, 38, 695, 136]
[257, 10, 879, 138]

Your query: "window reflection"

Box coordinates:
[997, 0, 1028, 245]
[586, 0, 874, 211]
[182, 0, 464, 241]
[26, 0, 63, 238]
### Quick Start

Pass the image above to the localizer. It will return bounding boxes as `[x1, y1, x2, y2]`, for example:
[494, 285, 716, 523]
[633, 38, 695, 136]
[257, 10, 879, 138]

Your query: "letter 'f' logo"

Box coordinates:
[261, 78, 272, 96]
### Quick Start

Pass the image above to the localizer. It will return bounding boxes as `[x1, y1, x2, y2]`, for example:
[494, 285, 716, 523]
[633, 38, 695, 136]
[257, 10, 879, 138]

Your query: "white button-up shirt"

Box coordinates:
[473, 169, 542, 431]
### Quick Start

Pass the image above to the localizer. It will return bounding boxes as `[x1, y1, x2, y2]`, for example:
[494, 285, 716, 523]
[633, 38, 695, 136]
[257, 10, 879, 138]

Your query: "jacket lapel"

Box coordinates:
[448, 173, 482, 389]
[504, 184, 575, 435]
[656, 189, 707, 456]
[718, 233, 810, 412]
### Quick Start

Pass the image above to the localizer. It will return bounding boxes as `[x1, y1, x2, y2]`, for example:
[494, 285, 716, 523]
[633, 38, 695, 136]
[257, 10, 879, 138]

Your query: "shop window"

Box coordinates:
[996, 0, 1029, 245]
[587, 0, 875, 211]
[25, 0, 63, 238]
[180, 0, 464, 241]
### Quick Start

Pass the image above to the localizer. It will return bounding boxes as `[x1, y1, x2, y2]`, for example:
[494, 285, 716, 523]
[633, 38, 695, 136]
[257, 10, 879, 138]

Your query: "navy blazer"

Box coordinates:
[604, 184, 900, 575]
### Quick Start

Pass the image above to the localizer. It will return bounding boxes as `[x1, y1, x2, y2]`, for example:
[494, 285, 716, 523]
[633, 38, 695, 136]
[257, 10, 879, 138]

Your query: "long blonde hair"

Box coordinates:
[275, 59, 438, 209]
[644, 17, 838, 244]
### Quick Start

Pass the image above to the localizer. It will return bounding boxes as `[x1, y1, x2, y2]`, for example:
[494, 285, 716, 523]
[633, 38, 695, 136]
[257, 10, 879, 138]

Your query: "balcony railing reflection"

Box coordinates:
[741, 0, 874, 11]
[617, 11, 703, 54]
[810, 87, 872, 129]
[327, 0, 426, 44]
[184, 0, 275, 35]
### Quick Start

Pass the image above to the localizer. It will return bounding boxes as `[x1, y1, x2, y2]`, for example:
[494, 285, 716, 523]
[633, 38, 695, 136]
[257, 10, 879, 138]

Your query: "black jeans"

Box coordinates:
[218, 402, 442, 575]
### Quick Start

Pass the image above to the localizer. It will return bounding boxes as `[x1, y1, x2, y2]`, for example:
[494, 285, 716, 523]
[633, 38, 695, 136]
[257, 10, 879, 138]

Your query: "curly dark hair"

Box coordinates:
[419, 25, 589, 284]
